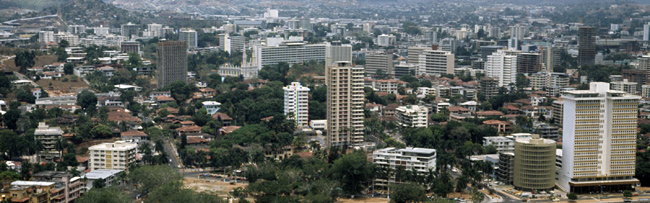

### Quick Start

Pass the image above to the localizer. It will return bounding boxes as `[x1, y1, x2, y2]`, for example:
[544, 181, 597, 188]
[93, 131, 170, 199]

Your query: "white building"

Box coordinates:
[179, 28, 198, 48]
[530, 72, 570, 90]
[218, 33, 245, 54]
[82, 169, 123, 189]
[483, 136, 514, 152]
[254, 42, 327, 70]
[396, 105, 429, 128]
[486, 49, 517, 87]
[644, 23, 650, 41]
[610, 79, 637, 95]
[34, 122, 64, 162]
[418, 49, 455, 76]
[283, 82, 310, 127]
[373, 147, 436, 188]
[377, 34, 395, 47]
[326, 44, 352, 67]
[559, 82, 640, 192]
[89, 141, 137, 171]
[38, 31, 55, 43]
[147, 23, 163, 37]
[202, 101, 221, 115]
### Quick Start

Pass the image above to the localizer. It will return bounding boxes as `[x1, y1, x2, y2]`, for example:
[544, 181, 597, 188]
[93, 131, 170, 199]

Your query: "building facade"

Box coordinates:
[89, 141, 137, 171]
[156, 41, 188, 89]
[513, 135, 556, 191]
[179, 28, 198, 48]
[34, 122, 64, 162]
[578, 27, 597, 67]
[372, 147, 436, 190]
[559, 82, 640, 193]
[396, 105, 428, 128]
[254, 42, 327, 70]
[365, 53, 394, 75]
[326, 61, 365, 147]
[418, 49, 455, 76]
[486, 50, 517, 87]
[283, 82, 310, 127]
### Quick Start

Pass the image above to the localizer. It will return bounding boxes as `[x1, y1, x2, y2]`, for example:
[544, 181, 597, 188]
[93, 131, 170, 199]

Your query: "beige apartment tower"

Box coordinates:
[513, 134, 556, 191]
[326, 61, 365, 147]
[157, 41, 188, 89]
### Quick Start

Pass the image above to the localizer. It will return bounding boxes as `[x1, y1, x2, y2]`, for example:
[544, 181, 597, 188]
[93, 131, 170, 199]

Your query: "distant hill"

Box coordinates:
[43, 0, 145, 27]
[0, 0, 68, 10]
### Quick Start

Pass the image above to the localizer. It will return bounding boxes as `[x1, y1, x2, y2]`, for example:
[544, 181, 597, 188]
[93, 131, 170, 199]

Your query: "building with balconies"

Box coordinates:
[89, 141, 137, 171]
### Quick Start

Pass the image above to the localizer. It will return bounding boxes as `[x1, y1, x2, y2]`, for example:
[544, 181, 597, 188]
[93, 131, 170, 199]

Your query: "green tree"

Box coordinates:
[64, 63, 75, 75]
[567, 192, 578, 200]
[624, 190, 633, 198]
[3, 109, 21, 130]
[90, 124, 112, 138]
[77, 90, 98, 110]
[93, 178, 106, 188]
[128, 165, 183, 193]
[390, 182, 427, 203]
[76, 186, 130, 203]
[331, 151, 373, 196]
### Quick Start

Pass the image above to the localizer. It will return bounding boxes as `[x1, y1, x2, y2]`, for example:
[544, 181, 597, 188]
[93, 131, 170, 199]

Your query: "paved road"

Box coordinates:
[162, 138, 182, 171]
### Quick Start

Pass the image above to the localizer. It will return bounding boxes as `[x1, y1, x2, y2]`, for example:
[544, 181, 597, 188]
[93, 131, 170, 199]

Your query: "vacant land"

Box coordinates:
[36, 76, 89, 96]
[4, 54, 58, 72]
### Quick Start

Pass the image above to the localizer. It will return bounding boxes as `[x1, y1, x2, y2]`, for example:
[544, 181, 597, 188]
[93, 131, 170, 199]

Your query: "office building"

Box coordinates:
[513, 135, 556, 191]
[497, 151, 515, 185]
[373, 147, 436, 189]
[121, 22, 140, 39]
[535, 124, 560, 141]
[38, 31, 55, 43]
[486, 50, 517, 87]
[34, 122, 64, 162]
[218, 33, 245, 54]
[530, 72, 570, 91]
[644, 23, 650, 41]
[89, 141, 137, 171]
[480, 45, 504, 61]
[364, 78, 407, 94]
[439, 38, 457, 53]
[377, 34, 395, 47]
[622, 69, 647, 93]
[326, 61, 364, 147]
[365, 53, 394, 75]
[179, 28, 198, 48]
[483, 136, 514, 152]
[326, 43, 352, 67]
[643, 85, 650, 98]
[394, 62, 417, 78]
[93, 25, 110, 36]
[68, 25, 86, 34]
[541, 46, 561, 72]
[254, 42, 327, 70]
[407, 46, 431, 64]
[156, 41, 188, 89]
[517, 52, 542, 74]
[559, 82, 640, 193]
[479, 77, 499, 99]
[396, 105, 428, 128]
[283, 82, 310, 127]
[552, 99, 564, 126]
[639, 55, 650, 76]
[578, 27, 597, 67]
[418, 49, 455, 76]
[510, 25, 527, 40]
[147, 23, 163, 37]
[120, 41, 140, 54]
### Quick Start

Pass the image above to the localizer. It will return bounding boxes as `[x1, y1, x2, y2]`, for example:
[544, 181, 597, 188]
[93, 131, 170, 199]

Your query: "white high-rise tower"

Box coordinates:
[283, 82, 310, 127]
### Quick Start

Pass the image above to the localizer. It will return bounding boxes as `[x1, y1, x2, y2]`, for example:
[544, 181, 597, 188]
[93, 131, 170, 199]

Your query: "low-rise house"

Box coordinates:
[212, 112, 233, 126]
[121, 130, 148, 143]
[177, 125, 202, 134]
[154, 95, 175, 106]
[482, 119, 511, 133]
[476, 110, 504, 118]
[82, 169, 123, 189]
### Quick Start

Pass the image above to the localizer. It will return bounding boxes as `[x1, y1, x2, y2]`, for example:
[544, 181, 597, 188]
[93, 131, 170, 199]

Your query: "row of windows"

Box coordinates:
[575, 136, 599, 141]
[574, 167, 597, 172]
[574, 172, 598, 177]
[611, 141, 635, 145]
[613, 105, 636, 109]
[612, 145, 635, 150]
[612, 110, 637, 113]
[612, 150, 635, 155]
[575, 142, 599, 146]
[611, 156, 635, 160]
[612, 135, 635, 140]
[613, 120, 636, 124]
[612, 115, 637, 119]
[575, 157, 597, 161]
[611, 130, 636, 135]
[611, 161, 635, 165]
[611, 171, 634, 175]
[574, 162, 597, 167]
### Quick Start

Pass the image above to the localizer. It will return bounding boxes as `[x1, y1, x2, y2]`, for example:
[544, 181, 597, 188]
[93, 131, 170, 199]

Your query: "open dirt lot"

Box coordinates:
[4, 54, 58, 72]
[183, 177, 247, 195]
[36, 76, 89, 95]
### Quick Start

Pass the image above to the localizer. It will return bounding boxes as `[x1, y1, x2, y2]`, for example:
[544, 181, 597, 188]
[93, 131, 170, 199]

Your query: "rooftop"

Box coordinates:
[83, 169, 123, 180]
[11, 181, 55, 186]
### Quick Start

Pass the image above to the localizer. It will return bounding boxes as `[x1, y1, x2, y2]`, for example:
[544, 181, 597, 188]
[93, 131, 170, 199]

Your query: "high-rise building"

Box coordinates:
[517, 52, 542, 74]
[326, 61, 364, 147]
[218, 33, 245, 54]
[89, 141, 137, 171]
[637, 55, 650, 76]
[283, 82, 310, 127]
[510, 25, 526, 40]
[552, 99, 564, 126]
[396, 105, 428, 128]
[120, 41, 140, 54]
[480, 45, 504, 61]
[418, 49, 455, 76]
[486, 50, 517, 87]
[643, 23, 650, 41]
[121, 22, 140, 39]
[365, 53, 394, 75]
[147, 23, 163, 37]
[530, 72, 570, 91]
[578, 27, 597, 67]
[610, 79, 637, 95]
[157, 41, 188, 89]
[326, 43, 352, 67]
[621, 69, 647, 93]
[254, 42, 327, 70]
[38, 31, 55, 43]
[377, 34, 395, 47]
[394, 62, 417, 78]
[439, 38, 457, 53]
[179, 28, 198, 48]
[541, 46, 562, 72]
[68, 25, 86, 34]
[513, 135, 556, 191]
[479, 77, 499, 99]
[559, 82, 640, 193]
[407, 46, 431, 64]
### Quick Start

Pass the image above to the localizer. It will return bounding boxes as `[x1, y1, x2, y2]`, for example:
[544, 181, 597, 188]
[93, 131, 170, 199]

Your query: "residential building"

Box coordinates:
[373, 147, 436, 190]
[120, 41, 140, 54]
[394, 62, 417, 78]
[326, 61, 364, 147]
[486, 50, 517, 87]
[218, 33, 245, 54]
[396, 105, 428, 128]
[38, 31, 55, 43]
[643, 85, 650, 98]
[82, 169, 123, 189]
[68, 25, 85, 34]
[535, 124, 560, 141]
[530, 72, 570, 91]
[513, 135, 556, 191]
[517, 52, 542, 74]
[88, 141, 137, 171]
[363, 78, 407, 94]
[202, 101, 221, 115]
[541, 46, 561, 72]
[156, 41, 188, 89]
[621, 69, 647, 93]
[483, 136, 514, 152]
[407, 46, 431, 65]
[325, 43, 352, 67]
[254, 42, 327, 70]
[559, 82, 640, 193]
[365, 53, 394, 75]
[552, 99, 564, 126]
[578, 27, 597, 67]
[34, 122, 64, 162]
[31, 171, 85, 202]
[497, 152, 515, 185]
[283, 82, 310, 127]
[377, 34, 395, 47]
[610, 79, 637, 95]
[480, 77, 499, 98]
[6, 181, 56, 203]
[418, 49, 455, 76]
[179, 28, 198, 48]
[147, 23, 163, 37]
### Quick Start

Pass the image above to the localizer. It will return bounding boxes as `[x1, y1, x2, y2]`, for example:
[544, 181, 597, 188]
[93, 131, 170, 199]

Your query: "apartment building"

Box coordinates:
[326, 61, 365, 147]
[35, 122, 64, 162]
[372, 147, 436, 190]
[254, 42, 327, 70]
[486, 49, 517, 87]
[530, 72, 570, 91]
[396, 105, 428, 128]
[283, 82, 310, 127]
[559, 82, 640, 193]
[365, 53, 394, 75]
[179, 28, 198, 48]
[363, 78, 408, 94]
[89, 141, 137, 171]
[610, 79, 637, 95]
[418, 49, 455, 76]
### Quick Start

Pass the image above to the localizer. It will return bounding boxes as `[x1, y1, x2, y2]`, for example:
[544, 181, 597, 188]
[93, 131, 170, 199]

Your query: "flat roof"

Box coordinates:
[83, 169, 123, 179]
[11, 181, 55, 186]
